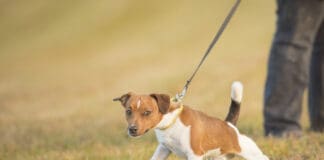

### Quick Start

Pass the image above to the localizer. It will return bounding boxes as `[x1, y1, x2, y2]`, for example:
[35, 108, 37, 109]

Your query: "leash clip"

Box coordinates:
[175, 86, 187, 102]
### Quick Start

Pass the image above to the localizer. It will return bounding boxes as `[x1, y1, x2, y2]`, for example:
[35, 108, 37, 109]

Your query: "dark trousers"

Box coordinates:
[264, 0, 324, 135]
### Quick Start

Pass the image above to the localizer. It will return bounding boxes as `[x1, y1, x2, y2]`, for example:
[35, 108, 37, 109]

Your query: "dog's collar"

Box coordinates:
[155, 104, 184, 130]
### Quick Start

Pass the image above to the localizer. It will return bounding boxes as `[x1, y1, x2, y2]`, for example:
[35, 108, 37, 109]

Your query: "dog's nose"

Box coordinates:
[129, 125, 138, 135]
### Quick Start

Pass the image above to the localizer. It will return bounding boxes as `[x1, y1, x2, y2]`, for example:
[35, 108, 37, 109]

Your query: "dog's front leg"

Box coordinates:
[151, 144, 171, 160]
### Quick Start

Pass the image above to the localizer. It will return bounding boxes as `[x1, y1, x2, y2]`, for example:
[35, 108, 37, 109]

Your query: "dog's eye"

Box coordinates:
[126, 109, 132, 116]
[143, 111, 151, 116]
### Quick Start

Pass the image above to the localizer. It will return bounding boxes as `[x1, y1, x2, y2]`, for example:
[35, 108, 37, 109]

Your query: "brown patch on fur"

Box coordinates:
[150, 94, 170, 114]
[179, 106, 241, 155]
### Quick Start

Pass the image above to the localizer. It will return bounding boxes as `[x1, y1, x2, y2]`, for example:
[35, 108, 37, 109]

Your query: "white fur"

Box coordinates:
[151, 144, 171, 160]
[155, 107, 182, 129]
[227, 123, 269, 160]
[155, 118, 196, 159]
[203, 148, 227, 160]
[153, 108, 225, 160]
[231, 81, 243, 103]
[137, 99, 141, 109]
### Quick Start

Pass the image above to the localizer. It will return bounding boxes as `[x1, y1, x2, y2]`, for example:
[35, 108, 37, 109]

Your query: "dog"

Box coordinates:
[113, 82, 269, 160]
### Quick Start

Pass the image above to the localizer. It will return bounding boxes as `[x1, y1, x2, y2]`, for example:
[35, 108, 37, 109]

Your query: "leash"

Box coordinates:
[174, 0, 241, 102]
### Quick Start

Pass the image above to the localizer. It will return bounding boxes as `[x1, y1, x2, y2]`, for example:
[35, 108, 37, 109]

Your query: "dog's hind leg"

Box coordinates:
[227, 123, 268, 160]
[236, 134, 269, 160]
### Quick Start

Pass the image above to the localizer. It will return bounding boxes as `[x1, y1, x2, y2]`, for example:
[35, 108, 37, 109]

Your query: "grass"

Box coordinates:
[0, 0, 323, 159]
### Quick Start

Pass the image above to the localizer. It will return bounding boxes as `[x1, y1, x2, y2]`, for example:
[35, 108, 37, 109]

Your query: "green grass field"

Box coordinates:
[0, 0, 323, 159]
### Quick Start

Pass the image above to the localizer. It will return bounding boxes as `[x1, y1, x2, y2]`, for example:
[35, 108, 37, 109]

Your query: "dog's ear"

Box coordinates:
[113, 92, 133, 107]
[150, 93, 170, 114]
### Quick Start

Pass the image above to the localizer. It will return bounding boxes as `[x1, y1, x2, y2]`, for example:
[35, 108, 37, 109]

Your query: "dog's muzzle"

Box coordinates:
[128, 125, 138, 136]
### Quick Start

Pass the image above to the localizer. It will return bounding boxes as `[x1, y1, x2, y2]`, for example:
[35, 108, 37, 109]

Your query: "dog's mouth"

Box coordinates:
[128, 129, 150, 138]
[128, 132, 138, 137]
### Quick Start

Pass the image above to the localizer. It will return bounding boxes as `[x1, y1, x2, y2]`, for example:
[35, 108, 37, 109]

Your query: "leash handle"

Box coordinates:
[175, 0, 241, 102]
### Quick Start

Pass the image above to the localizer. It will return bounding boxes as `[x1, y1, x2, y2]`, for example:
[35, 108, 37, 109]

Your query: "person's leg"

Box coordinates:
[264, 0, 324, 136]
[309, 21, 324, 132]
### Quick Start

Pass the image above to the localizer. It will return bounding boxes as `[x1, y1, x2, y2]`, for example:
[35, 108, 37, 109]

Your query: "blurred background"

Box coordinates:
[1, 0, 322, 159]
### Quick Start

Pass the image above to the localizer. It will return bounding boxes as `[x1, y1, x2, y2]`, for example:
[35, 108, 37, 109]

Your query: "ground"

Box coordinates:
[0, 0, 323, 159]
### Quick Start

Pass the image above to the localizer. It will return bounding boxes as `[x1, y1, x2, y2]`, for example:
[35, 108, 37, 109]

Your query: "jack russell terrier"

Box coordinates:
[113, 82, 269, 160]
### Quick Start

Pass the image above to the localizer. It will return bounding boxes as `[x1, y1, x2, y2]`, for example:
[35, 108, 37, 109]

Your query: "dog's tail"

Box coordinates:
[225, 81, 243, 125]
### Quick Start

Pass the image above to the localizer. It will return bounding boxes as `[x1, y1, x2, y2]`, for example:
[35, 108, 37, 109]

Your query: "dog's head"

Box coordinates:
[113, 92, 170, 137]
